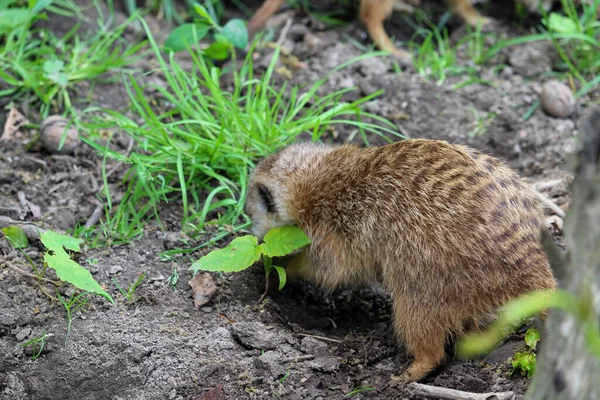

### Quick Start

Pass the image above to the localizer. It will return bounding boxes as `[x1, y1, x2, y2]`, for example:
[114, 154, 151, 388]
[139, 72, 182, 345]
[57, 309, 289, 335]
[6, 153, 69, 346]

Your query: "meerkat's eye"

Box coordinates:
[257, 183, 276, 213]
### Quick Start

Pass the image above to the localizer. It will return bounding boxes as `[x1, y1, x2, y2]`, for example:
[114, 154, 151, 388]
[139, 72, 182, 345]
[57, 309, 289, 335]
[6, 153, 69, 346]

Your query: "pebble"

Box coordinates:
[308, 356, 340, 372]
[541, 80, 576, 118]
[508, 43, 552, 78]
[40, 115, 80, 155]
[254, 351, 286, 378]
[231, 322, 283, 350]
[300, 336, 328, 355]
[109, 265, 123, 275]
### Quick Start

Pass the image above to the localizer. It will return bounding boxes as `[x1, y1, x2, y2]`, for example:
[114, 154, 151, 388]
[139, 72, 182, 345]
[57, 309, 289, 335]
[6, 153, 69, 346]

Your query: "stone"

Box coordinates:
[508, 43, 552, 78]
[300, 336, 328, 355]
[540, 80, 576, 118]
[231, 322, 282, 350]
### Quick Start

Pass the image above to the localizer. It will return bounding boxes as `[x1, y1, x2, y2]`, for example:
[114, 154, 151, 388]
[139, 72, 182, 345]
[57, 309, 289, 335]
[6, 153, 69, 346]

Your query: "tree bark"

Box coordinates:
[527, 107, 600, 400]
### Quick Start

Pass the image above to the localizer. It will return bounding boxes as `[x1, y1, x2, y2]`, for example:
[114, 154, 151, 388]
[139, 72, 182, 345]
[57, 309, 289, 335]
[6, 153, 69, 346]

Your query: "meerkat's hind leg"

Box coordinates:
[389, 298, 448, 384]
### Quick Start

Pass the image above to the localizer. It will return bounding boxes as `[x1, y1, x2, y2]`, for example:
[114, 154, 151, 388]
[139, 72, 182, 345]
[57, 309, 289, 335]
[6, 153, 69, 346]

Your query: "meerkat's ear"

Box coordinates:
[257, 183, 276, 213]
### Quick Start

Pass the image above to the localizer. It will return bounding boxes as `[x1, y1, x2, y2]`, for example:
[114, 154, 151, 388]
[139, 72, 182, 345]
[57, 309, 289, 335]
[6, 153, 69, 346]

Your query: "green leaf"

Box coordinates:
[511, 350, 536, 378]
[545, 12, 578, 34]
[2, 226, 29, 248]
[191, 235, 262, 273]
[193, 3, 215, 26]
[29, 0, 52, 14]
[40, 231, 82, 252]
[272, 265, 287, 290]
[524, 328, 540, 350]
[43, 59, 68, 86]
[0, 8, 30, 30]
[260, 225, 311, 258]
[164, 23, 210, 52]
[220, 18, 248, 49]
[40, 231, 113, 304]
[203, 38, 231, 60]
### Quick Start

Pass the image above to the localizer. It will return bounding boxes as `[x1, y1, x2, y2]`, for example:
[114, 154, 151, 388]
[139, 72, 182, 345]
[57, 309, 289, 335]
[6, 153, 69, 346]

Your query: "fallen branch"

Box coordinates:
[407, 382, 515, 400]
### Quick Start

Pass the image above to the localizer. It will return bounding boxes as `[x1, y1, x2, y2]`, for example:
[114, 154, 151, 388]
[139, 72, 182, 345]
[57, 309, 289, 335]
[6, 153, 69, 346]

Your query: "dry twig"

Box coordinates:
[297, 333, 342, 344]
[281, 354, 314, 363]
[407, 382, 515, 400]
[7, 265, 60, 286]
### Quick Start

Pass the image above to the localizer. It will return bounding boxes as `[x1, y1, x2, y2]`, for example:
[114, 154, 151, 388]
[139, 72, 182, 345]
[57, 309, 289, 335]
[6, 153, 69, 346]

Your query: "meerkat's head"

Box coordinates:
[245, 142, 334, 240]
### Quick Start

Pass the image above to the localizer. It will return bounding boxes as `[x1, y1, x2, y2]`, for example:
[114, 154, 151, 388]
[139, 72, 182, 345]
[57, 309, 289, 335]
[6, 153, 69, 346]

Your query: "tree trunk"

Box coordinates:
[527, 107, 600, 400]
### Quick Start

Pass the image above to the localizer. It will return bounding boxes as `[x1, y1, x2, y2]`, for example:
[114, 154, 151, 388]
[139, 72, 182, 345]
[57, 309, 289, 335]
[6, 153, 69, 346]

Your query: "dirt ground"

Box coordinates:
[0, 1, 585, 399]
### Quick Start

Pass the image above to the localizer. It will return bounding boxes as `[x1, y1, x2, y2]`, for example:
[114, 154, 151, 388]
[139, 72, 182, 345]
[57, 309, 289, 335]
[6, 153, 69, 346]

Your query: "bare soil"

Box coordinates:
[0, 1, 584, 399]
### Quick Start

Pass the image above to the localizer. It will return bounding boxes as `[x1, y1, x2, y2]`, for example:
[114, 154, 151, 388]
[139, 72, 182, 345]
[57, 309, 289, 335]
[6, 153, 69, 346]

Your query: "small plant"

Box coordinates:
[167, 267, 179, 290]
[112, 272, 147, 302]
[20, 331, 53, 360]
[57, 291, 90, 344]
[346, 386, 375, 397]
[164, 3, 247, 59]
[468, 107, 497, 138]
[41, 231, 114, 304]
[510, 328, 540, 378]
[2, 228, 114, 304]
[85, 258, 99, 266]
[190, 225, 311, 296]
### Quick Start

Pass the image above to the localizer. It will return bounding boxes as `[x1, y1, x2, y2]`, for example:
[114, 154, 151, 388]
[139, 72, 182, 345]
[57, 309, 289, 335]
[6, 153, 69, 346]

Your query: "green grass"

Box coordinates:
[407, 0, 600, 91]
[0, 0, 146, 118]
[76, 17, 401, 250]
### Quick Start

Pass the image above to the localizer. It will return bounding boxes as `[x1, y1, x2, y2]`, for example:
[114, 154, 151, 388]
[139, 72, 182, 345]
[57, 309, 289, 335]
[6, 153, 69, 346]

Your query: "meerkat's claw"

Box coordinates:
[389, 373, 412, 387]
[391, 50, 414, 68]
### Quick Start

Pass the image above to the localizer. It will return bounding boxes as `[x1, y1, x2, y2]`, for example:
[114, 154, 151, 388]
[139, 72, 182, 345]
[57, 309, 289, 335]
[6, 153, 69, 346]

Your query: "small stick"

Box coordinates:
[535, 191, 566, 218]
[297, 333, 342, 344]
[281, 354, 314, 363]
[8, 265, 61, 286]
[105, 136, 135, 181]
[276, 17, 293, 46]
[407, 382, 515, 400]
[84, 202, 104, 229]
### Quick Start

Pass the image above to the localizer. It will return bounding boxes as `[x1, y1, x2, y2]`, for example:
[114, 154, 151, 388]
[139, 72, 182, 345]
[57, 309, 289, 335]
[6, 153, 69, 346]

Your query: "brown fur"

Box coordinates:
[245, 139, 556, 383]
[246, 0, 550, 62]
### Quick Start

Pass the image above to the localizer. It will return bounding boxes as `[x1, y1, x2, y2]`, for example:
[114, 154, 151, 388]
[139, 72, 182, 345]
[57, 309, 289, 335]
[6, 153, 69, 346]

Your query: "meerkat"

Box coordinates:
[244, 139, 557, 383]
[246, 0, 560, 63]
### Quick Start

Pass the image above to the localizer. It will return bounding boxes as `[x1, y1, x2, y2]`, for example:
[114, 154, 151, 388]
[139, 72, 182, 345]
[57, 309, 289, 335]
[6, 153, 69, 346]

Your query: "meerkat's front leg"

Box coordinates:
[392, 0, 417, 14]
[247, 0, 286, 38]
[359, 0, 413, 64]
[447, 0, 491, 27]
